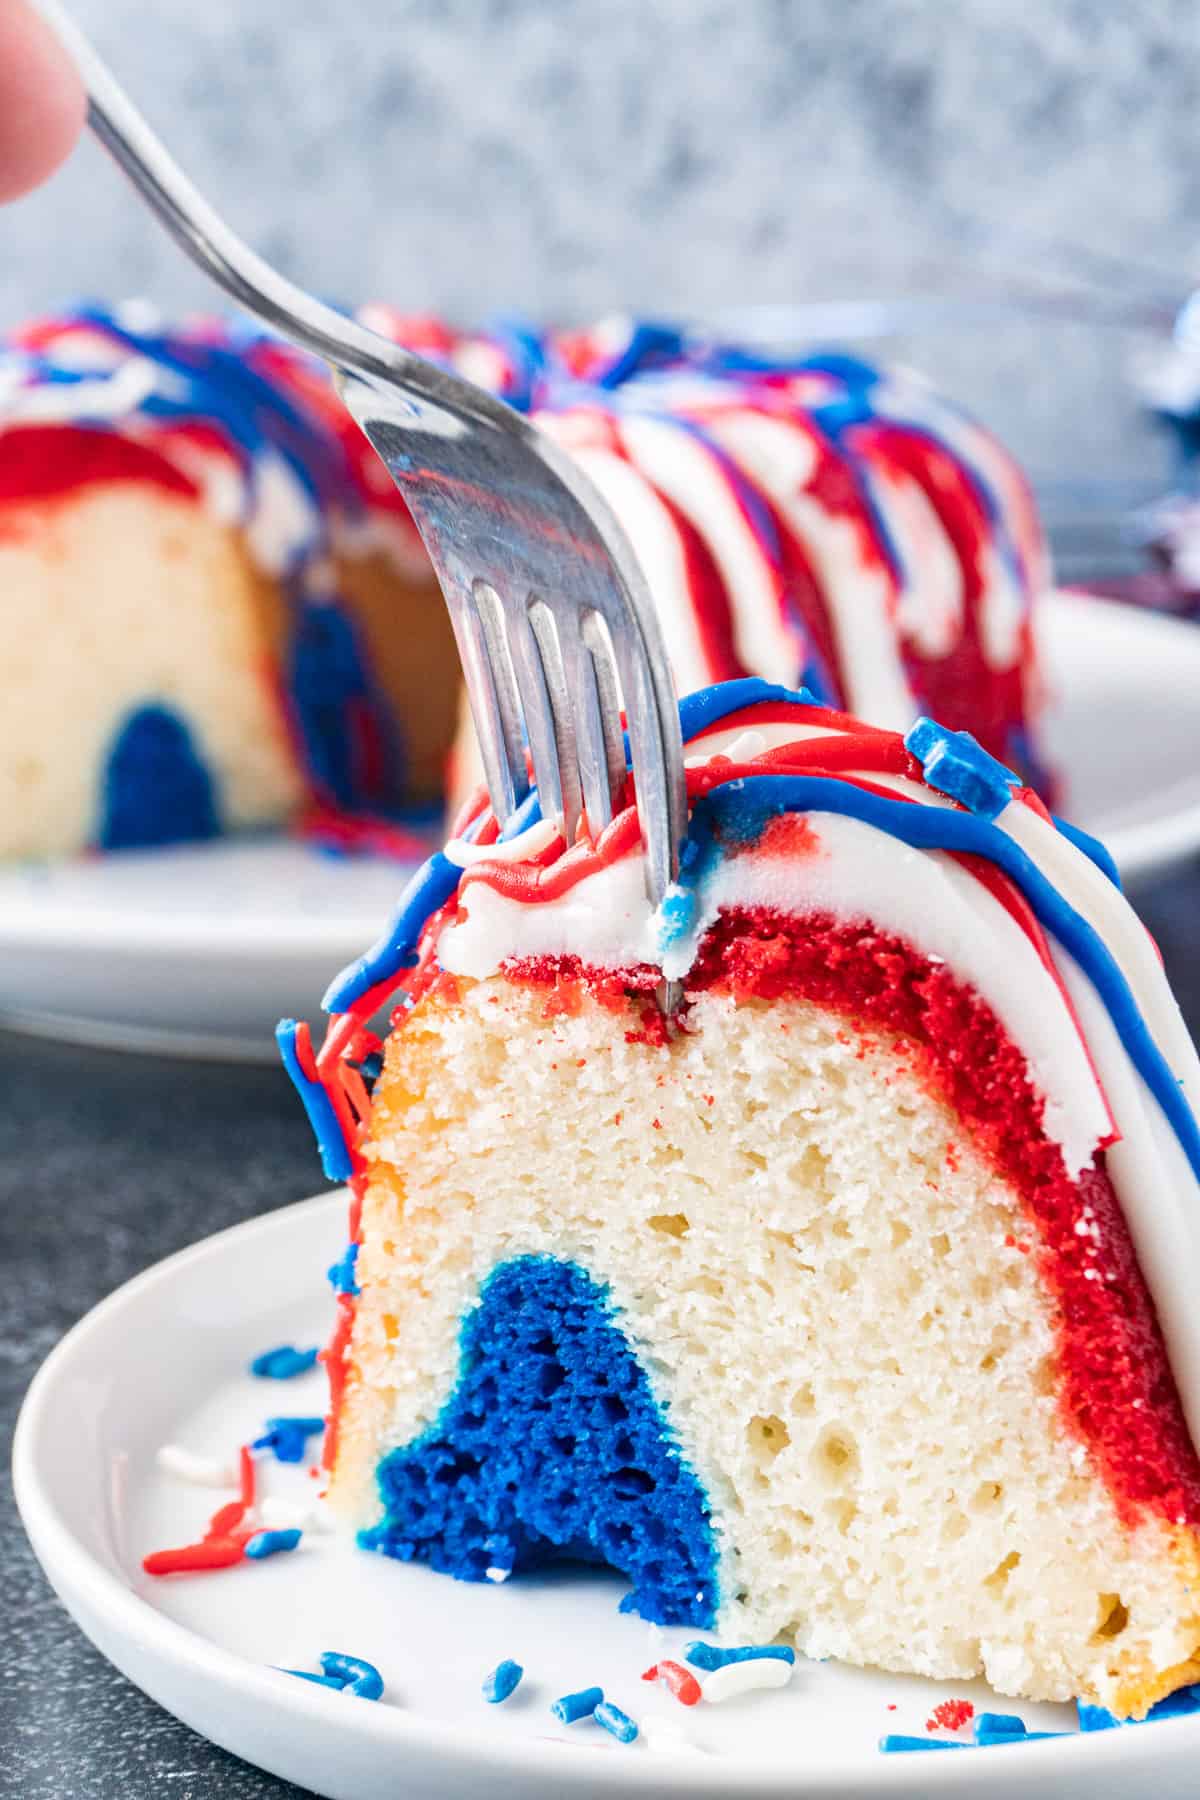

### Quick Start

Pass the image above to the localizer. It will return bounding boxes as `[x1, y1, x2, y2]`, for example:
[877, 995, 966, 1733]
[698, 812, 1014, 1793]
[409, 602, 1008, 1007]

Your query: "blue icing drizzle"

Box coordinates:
[676, 677, 814, 740]
[322, 851, 466, 1014]
[1051, 814, 1123, 890]
[276, 1020, 354, 1182]
[327, 1242, 361, 1296]
[323, 787, 546, 1012]
[361, 1256, 719, 1627]
[98, 703, 219, 850]
[680, 774, 1200, 1183]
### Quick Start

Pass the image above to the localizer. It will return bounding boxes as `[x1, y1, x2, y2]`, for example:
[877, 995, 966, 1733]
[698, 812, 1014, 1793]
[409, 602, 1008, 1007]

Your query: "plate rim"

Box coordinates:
[14, 1190, 1200, 1797]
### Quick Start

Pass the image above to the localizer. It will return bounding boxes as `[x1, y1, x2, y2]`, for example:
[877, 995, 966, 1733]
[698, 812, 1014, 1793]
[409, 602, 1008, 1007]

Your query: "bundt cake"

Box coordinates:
[1, 305, 1052, 860]
[0, 304, 456, 859]
[283, 679, 1200, 1719]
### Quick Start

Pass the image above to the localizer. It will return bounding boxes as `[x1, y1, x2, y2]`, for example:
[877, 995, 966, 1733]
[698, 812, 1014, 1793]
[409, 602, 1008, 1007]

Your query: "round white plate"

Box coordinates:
[14, 1192, 1200, 1799]
[1, 591, 1198, 1062]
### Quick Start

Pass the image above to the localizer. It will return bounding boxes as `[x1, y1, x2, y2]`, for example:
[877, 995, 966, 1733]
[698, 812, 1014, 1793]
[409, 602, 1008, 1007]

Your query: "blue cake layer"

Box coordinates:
[361, 1256, 719, 1626]
[99, 702, 219, 850]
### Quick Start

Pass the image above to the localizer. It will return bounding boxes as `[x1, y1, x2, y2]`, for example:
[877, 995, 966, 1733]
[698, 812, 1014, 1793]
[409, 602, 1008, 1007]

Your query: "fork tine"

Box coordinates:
[454, 582, 530, 826]
[510, 599, 582, 841]
[573, 611, 627, 834]
[608, 629, 686, 910]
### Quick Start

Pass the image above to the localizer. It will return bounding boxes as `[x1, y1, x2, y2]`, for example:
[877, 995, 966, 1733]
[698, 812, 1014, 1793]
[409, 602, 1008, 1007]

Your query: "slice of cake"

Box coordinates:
[361, 312, 1052, 793]
[284, 678, 1200, 1718]
[0, 305, 455, 859]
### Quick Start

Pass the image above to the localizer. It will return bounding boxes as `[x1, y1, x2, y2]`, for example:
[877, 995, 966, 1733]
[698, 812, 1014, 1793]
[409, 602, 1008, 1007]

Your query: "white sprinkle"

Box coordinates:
[258, 1495, 335, 1535]
[485, 1566, 511, 1583]
[701, 1658, 793, 1703]
[156, 1445, 238, 1488]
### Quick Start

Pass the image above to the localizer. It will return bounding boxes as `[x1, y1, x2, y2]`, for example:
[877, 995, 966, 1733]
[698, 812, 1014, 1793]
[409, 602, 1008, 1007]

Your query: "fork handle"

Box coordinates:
[35, 0, 434, 393]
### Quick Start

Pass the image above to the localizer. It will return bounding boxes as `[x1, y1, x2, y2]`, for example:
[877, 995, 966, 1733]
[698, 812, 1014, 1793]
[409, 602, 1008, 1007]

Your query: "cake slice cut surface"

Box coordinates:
[284, 678, 1200, 1717]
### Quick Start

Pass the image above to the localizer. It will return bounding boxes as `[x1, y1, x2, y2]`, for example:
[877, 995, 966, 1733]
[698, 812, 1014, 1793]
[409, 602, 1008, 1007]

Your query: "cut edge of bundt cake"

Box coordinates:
[283, 678, 1200, 1719]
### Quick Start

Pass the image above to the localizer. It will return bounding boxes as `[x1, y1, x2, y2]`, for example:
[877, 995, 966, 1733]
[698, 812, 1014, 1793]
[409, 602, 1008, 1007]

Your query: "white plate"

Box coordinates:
[14, 1191, 1200, 1799]
[1, 591, 1198, 1061]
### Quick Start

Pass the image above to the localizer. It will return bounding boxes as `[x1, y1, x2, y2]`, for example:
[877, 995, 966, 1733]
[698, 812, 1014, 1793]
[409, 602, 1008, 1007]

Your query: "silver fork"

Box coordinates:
[39, 2, 688, 1001]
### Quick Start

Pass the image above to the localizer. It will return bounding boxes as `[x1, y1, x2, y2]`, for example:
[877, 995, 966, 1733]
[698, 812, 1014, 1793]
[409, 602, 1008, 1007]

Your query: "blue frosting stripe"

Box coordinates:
[276, 1020, 354, 1182]
[322, 852, 462, 1013]
[323, 788, 546, 1012]
[684, 774, 1200, 1183]
[362, 1255, 719, 1626]
[1052, 814, 1123, 890]
[676, 677, 815, 740]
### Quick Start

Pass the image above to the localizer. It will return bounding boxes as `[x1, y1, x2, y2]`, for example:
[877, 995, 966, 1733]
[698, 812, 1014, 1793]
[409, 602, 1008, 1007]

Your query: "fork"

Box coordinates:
[37, 2, 688, 1000]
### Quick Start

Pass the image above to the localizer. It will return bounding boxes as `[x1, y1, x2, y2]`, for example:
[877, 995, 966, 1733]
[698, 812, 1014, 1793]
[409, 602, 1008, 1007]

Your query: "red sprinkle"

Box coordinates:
[926, 1699, 975, 1733]
[205, 1500, 248, 1540]
[239, 1445, 256, 1509]
[641, 1660, 702, 1706]
[143, 1531, 254, 1576]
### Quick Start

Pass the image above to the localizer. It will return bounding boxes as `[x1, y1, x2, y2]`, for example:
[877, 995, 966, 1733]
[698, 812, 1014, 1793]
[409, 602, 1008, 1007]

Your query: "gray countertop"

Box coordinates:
[3, 858, 1200, 1797]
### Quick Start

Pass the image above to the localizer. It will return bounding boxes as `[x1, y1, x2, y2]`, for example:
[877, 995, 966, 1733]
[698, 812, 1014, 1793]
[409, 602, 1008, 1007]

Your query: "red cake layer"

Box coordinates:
[506, 907, 1200, 1534]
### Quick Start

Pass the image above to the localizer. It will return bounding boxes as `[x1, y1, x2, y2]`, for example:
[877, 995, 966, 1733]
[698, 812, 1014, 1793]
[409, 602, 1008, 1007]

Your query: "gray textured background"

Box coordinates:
[2, 0, 1198, 490]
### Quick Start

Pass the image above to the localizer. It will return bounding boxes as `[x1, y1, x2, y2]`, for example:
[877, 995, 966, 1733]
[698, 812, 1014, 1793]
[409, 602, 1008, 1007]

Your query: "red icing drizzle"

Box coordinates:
[0, 423, 201, 506]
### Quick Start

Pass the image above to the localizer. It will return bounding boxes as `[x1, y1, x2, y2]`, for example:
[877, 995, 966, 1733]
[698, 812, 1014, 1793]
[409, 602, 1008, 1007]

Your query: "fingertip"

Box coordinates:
[0, 1, 87, 203]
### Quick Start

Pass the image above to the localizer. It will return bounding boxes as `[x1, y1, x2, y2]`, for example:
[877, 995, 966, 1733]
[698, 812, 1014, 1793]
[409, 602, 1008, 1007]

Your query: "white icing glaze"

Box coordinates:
[700, 409, 917, 728]
[616, 414, 799, 680]
[566, 443, 712, 696]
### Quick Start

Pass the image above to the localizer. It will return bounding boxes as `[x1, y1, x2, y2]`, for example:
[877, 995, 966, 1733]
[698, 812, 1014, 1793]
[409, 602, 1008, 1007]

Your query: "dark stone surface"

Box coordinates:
[2, 857, 1198, 1795]
[0, 1039, 322, 1798]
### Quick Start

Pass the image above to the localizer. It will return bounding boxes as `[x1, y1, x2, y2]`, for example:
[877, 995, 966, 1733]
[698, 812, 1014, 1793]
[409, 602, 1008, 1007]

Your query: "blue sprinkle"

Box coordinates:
[552, 1686, 604, 1724]
[250, 1345, 320, 1380]
[974, 1712, 1027, 1741]
[988, 1731, 1066, 1743]
[1148, 1682, 1200, 1720]
[244, 1529, 302, 1559]
[1078, 1681, 1200, 1732]
[1077, 1701, 1119, 1732]
[880, 1735, 967, 1753]
[593, 1700, 638, 1744]
[905, 717, 1019, 819]
[327, 1243, 361, 1297]
[320, 1652, 384, 1700]
[253, 1416, 326, 1464]
[482, 1659, 524, 1705]
[281, 1668, 343, 1690]
[684, 1641, 795, 1671]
